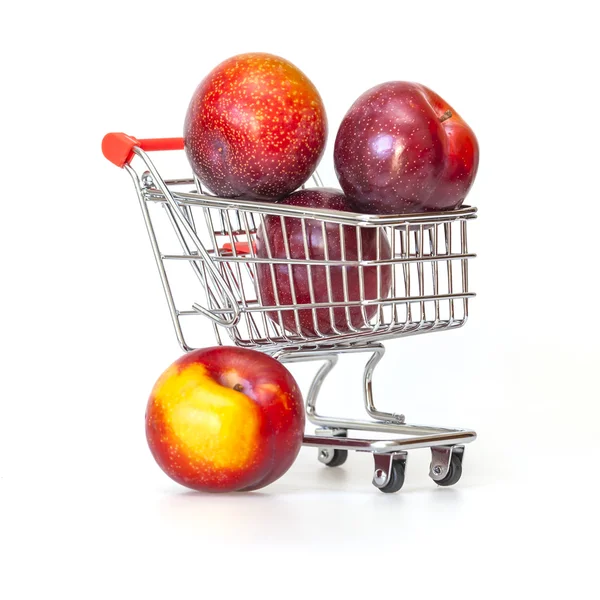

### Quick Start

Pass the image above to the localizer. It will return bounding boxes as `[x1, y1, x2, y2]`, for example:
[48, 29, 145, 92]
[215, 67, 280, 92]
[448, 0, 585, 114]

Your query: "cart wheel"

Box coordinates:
[319, 448, 348, 467]
[317, 429, 348, 467]
[375, 461, 405, 494]
[434, 453, 463, 487]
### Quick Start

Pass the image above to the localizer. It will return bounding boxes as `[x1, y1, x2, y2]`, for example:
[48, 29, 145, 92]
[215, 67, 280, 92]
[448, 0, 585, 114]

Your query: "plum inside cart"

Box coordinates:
[102, 132, 478, 493]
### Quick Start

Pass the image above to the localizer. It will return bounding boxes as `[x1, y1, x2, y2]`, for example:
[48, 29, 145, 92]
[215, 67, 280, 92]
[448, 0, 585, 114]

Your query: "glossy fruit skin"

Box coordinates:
[145, 346, 305, 492]
[255, 189, 392, 337]
[184, 53, 327, 201]
[334, 82, 479, 214]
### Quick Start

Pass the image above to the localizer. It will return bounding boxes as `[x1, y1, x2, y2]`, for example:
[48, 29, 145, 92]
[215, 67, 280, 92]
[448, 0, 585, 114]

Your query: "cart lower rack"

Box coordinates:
[103, 132, 478, 492]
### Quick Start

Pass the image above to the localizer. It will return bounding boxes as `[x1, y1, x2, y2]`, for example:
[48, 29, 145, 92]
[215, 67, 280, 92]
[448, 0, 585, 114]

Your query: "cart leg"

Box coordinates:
[362, 344, 405, 424]
[305, 354, 339, 424]
[276, 349, 340, 427]
[277, 345, 405, 428]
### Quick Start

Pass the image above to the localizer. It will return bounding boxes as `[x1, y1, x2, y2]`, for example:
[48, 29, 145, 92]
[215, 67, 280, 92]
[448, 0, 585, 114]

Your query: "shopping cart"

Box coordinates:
[103, 132, 478, 493]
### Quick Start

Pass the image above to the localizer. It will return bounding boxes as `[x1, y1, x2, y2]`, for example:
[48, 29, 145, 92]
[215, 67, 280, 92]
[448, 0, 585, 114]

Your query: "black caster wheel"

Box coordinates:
[319, 448, 348, 467]
[317, 430, 348, 467]
[375, 460, 406, 494]
[434, 453, 463, 487]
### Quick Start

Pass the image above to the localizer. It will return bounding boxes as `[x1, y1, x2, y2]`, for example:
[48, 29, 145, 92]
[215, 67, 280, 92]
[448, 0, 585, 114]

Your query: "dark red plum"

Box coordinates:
[334, 82, 479, 214]
[255, 188, 392, 337]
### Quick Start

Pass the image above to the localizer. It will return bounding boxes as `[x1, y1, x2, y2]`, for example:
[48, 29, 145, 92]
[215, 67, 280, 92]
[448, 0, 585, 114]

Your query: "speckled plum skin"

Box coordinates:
[184, 53, 327, 201]
[334, 82, 479, 214]
[256, 189, 392, 337]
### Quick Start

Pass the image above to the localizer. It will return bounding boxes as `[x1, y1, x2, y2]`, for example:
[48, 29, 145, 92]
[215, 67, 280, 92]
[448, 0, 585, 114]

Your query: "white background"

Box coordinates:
[2, 0, 599, 597]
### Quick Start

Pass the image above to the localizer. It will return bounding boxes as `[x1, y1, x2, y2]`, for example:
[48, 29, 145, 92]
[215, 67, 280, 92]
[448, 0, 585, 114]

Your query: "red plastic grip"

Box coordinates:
[138, 138, 185, 152]
[221, 241, 256, 255]
[102, 133, 184, 168]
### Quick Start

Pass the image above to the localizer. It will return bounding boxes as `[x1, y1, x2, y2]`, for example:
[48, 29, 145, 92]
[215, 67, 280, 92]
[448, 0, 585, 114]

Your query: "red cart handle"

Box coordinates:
[102, 133, 184, 168]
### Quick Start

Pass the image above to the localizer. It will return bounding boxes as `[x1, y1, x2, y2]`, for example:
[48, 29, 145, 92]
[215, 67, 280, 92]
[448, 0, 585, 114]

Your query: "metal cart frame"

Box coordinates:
[103, 133, 478, 492]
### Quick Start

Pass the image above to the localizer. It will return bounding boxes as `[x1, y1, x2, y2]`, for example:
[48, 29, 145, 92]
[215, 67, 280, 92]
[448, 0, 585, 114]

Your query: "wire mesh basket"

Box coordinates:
[105, 134, 476, 354]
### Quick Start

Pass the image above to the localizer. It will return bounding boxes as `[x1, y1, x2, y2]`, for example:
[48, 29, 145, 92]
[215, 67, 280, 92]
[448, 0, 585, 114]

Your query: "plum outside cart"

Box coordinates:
[102, 132, 478, 493]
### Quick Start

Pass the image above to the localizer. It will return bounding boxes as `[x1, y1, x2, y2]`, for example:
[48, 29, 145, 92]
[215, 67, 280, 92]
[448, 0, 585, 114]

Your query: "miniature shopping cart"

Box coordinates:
[103, 133, 478, 493]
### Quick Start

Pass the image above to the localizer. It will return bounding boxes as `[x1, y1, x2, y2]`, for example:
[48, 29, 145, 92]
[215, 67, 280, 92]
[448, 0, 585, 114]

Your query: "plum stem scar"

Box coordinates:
[439, 110, 453, 123]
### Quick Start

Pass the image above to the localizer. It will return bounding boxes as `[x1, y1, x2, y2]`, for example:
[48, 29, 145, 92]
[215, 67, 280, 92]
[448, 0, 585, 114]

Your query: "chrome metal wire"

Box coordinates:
[128, 149, 476, 354]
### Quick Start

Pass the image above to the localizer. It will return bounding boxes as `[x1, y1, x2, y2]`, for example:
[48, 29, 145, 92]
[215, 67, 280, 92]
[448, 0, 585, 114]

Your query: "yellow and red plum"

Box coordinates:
[146, 346, 305, 492]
